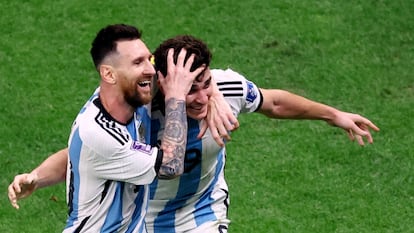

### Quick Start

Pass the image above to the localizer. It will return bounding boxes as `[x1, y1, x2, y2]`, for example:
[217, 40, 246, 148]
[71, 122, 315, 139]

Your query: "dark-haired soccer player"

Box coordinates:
[9, 34, 379, 233]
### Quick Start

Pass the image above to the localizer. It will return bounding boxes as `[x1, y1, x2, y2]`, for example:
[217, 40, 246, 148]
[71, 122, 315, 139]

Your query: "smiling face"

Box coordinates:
[185, 68, 213, 120]
[111, 39, 156, 107]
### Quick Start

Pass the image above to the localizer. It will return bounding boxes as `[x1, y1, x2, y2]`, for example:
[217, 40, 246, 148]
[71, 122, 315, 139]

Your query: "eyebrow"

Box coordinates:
[195, 67, 208, 82]
[131, 53, 152, 64]
[195, 75, 212, 87]
[204, 76, 212, 85]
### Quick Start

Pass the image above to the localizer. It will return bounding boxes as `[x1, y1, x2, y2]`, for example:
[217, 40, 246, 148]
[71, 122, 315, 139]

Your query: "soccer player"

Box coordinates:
[27, 23, 206, 233]
[145, 35, 379, 232]
[8, 35, 379, 232]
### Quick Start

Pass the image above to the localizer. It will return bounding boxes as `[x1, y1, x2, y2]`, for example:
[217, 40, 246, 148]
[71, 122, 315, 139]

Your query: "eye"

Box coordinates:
[133, 59, 143, 65]
[203, 77, 212, 89]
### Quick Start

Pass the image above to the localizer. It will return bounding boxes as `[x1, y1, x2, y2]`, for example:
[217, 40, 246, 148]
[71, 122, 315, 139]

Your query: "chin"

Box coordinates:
[140, 93, 152, 105]
[188, 110, 207, 120]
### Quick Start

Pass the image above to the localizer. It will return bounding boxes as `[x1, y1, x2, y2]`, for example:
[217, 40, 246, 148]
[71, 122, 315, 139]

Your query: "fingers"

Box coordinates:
[347, 122, 376, 146]
[8, 177, 24, 209]
[215, 122, 231, 142]
[224, 113, 239, 132]
[197, 120, 226, 147]
[166, 48, 175, 74]
[8, 183, 20, 209]
[175, 48, 187, 68]
[197, 120, 209, 140]
[197, 119, 232, 147]
[232, 118, 240, 130]
[7, 173, 38, 209]
[169, 48, 205, 78]
[359, 123, 374, 144]
[210, 128, 225, 147]
[347, 129, 355, 142]
[356, 135, 364, 146]
[365, 120, 380, 132]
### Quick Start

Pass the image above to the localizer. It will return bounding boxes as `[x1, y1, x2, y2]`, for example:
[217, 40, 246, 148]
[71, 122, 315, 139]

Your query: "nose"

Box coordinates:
[143, 60, 156, 75]
[194, 89, 210, 104]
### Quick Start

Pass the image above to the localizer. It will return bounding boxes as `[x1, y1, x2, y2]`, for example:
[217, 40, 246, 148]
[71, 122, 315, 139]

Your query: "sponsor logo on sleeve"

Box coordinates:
[131, 141, 153, 155]
[246, 81, 258, 103]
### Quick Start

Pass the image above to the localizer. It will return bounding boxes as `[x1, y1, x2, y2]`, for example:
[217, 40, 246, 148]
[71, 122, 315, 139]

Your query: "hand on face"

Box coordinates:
[157, 48, 206, 101]
[198, 94, 240, 147]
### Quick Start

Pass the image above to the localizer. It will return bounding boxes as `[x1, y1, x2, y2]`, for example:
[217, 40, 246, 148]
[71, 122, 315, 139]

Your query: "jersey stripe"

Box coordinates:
[217, 81, 244, 97]
[66, 128, 82, 229]
[95, 112, 130, 146]
[152, 119, 202, 232]
[221, 93, 244, 97]
[101, 182, 124, 232]
[217, 81, 242, 85]
[194, 149, 225, 226]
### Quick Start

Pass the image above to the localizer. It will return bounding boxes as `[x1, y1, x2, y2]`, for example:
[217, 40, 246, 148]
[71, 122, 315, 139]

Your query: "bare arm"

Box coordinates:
[8, 148, 68, 209]
[157, 98, 187, 179]
[257, 88, 380, 145]
[156, 49, 205, 179]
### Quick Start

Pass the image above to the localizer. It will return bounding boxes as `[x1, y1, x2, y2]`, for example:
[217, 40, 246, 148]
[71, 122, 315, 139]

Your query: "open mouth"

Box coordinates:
[190, 105, 204, 111]
[138, 80, 151, 87]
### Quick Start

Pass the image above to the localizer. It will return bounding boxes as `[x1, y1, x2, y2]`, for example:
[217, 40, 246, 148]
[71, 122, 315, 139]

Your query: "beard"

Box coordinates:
[125, 89, 152, 108]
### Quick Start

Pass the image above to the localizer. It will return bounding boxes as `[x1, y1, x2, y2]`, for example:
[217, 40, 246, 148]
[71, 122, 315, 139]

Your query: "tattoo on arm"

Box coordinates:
[158, 98, 187, 179]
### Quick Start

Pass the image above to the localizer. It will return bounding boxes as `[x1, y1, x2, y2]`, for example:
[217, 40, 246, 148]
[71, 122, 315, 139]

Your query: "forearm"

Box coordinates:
[158, 98, 187, 179]
[31, 148, 68, 189]
[258, 89, 340, 122]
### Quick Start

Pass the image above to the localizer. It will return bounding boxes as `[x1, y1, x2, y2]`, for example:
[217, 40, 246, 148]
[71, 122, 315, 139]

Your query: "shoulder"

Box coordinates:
[74, 101, 130, 154]
[211, 68, 247, 83]
[212, 68, 263, 114]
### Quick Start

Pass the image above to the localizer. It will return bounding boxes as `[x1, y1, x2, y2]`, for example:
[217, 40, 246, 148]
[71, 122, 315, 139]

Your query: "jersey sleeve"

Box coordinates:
[212, 68, 263, 116]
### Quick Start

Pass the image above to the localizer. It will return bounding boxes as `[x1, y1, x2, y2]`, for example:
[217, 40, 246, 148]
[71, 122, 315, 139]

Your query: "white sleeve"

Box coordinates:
[76, 117, 160, 185]
[212, 68, 263, 117]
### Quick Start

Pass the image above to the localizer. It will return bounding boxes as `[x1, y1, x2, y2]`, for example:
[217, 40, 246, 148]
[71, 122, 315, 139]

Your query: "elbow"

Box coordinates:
[157, 143, 186, 179]
[157, 166, 184, 180]
[157, 159, 185, 180]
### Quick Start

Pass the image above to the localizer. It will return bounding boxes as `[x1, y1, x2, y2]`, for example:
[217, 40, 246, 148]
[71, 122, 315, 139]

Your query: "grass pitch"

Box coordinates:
[1, 1, 413, 232]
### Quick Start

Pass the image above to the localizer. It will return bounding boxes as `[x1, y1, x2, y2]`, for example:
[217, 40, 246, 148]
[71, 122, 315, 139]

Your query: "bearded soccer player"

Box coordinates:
[8, 35, 379, 232]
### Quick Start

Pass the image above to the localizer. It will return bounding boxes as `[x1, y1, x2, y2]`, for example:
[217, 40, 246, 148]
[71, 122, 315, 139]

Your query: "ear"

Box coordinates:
[156, 77, 164, 93]
[99, 65, 116, 84]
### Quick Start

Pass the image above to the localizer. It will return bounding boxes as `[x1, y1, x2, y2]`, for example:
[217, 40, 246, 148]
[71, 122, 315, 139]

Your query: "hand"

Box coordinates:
[8, 173, 38, 209]
[198, 95, 239, 147]
[158, 48, 206, 100]
[328, 111, 380, 146]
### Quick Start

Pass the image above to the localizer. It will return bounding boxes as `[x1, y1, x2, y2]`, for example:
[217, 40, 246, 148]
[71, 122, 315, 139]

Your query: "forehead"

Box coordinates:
[195, 68, 211, 83]
[116, 39, 151, 58]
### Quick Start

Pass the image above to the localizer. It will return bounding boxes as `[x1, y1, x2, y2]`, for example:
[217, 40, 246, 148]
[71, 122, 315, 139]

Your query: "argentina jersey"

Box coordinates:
[145, 68, 263, 233]
[65, 89, 159, 233]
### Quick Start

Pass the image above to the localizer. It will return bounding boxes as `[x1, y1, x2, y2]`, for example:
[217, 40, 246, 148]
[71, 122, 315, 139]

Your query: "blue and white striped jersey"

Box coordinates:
[146, 68, 263, 233]
[64, 89, 160, 233]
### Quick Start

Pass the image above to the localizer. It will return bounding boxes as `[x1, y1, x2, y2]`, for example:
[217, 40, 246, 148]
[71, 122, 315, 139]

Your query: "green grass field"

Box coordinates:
[1, 0, 413, 232]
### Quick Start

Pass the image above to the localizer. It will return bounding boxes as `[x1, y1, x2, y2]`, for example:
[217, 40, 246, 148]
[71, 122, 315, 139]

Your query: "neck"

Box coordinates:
[99, 86, 134, 124]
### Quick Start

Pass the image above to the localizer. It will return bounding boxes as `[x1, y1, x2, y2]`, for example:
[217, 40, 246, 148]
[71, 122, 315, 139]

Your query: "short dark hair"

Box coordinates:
[153, 35, 212, 77]
[90, 24, 142, 70]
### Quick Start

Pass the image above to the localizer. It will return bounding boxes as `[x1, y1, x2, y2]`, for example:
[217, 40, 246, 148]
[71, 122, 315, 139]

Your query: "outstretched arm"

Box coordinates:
[257, 88, 379, 145]
[8, 148, 68, 209]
